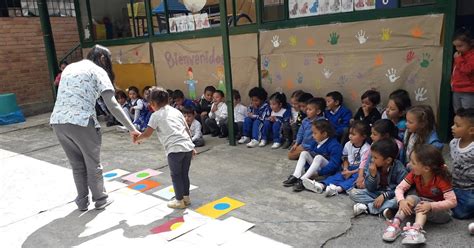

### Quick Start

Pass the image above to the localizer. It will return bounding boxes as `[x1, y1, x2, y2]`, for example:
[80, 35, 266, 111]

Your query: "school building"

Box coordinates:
[0, 0, 473, 141]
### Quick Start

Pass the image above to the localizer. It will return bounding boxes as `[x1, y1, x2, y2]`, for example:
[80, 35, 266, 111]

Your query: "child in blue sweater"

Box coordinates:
[238, 87, 271, 147]
[325, 91, 352, 143]
[288, 97, 326, 160]
[173, 89, 196, 111]
[283, 119, 343, 192]
[261, 92, 292, 149]
[303, 121, 371, 196]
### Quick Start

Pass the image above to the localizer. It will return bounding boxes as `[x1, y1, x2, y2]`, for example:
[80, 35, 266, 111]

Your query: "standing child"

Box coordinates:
[287, 97, 326, 160]
[233, 89, 247, 140]
[356, 119, 405, 189]
[404, 105, 443, 165]
[262, 92, 292, 149]
[238, 87, 270, 147]
[451, 27, 474, 111]
[384, 89, 411, 141]
[325, 91, 353, 143]
[303, 121, 371, 197]
[382, 145, 456, 245]
[183, 107, 204, 147]
[205, 90, 228, 138]
[134, 88, 196, 209]
[450, 108, 474, 221]
[350, 139, 408, 218]
[173, 89, 196, 111]
[283, 119, 343, 192]
[353, 89, 381, 127]
[287, 90, 306, 148]
[133, 86, 152, 132]
[196, 86, 216, 135]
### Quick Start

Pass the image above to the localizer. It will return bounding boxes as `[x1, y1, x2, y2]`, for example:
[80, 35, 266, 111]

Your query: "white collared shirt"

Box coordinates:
[317, 138, 329, 149]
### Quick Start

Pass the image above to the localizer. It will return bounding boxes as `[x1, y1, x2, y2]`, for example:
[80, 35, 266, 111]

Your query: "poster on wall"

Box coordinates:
[259, 14, 445, 114]
[376, 0, 398, 9]
[341, 0, 353, 12]
[354, 0, 375, 10]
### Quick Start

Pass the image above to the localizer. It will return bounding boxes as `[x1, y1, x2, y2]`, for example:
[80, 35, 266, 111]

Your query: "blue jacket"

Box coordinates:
[174, 98, 196, 110]
[264, 107, 292, 124]
[325, 106, 352, 136]
[308, 137, 343, 176]
[249, 101, 270, 121]
[404, 130, 444, 151]
[364, 159, 408, 199]
[296, 114, 325, 150]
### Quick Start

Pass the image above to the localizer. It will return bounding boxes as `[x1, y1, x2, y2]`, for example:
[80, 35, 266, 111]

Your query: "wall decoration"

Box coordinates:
[385, 68, 400, 83]
[328, 32, 340, 45]
[341, 0, 353, 12]
[419, 52, 434, 68]
[355, 30, 368, 44]
[376, 0, 398, 9]
[414, 87, 428, 102]
[406, 50, 416, 63]
[410, 25, 424, 38]
[354, 0, 375, 10]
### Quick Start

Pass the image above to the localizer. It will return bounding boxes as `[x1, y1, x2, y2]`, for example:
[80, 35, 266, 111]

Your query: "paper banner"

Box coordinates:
[196, 216, 255, 245]
[103, 169, 130, 181]
[153, 184, 198, 200]
[122, 169, 162, 183]
[196, 197, 245, 219]
[127, 179, 160, 192]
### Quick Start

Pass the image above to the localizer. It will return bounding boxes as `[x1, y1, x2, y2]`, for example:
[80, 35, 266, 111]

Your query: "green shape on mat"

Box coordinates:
[136, 172, 150, 178]
[0, 93, 20, 115]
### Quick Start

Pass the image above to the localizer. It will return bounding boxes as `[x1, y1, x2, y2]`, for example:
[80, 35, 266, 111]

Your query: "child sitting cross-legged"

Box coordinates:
[302, 121, 371, 197]
[349, 138, 408, 218]
[205, 90, 228, 138]
[183, 107, 204, 147]
[325, 91, 353, 143]
[261, 92, 291, 149]
[382, 145, 457, 245]
[283, 119, 343, 192]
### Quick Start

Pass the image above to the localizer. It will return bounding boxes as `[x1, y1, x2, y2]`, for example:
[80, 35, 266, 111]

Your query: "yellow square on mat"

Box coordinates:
[195, 197, 245, 219]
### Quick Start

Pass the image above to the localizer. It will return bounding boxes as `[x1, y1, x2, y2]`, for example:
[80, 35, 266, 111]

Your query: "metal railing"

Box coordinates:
[0, 0, 75, 17]
[59, 43, 82, 65]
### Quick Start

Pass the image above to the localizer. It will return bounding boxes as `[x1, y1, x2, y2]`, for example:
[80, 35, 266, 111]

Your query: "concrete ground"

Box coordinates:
[0, 114, 472, 248]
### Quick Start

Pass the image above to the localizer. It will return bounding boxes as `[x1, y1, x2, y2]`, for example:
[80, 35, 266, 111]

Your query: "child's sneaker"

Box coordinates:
[469, 223, 474, 235]
[95, 198, 114, 210]
[271, 142, 281, 149]
[382, 221, 402, 242]
[401, 223, 426, 245]
[302, 178, 324, 193]
[167, 199, 186, 209]
[238, 136, 250, 144]
[283, 175, 298, 187]
[325, 184, 338, 197]
[353, 203, 368, 217]
[293, 179, 305, 192]
[183, 196, 191, 206]
[247, 139, 259, 148]
[258, 140, 267, 147]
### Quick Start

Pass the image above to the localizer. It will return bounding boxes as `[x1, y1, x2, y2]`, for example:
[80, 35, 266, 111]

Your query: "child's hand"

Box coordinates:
[356, 177, 365, 189]
[368, 162, 377, 177]
[399, 199, 413, 216]
[454, 51, 461, 58]
[269, 116, 276, 122]
[290, 144, 297, 152]
[415, 201, 431, 214]
[373, 195, 385, 208]
[130, 130, 141, 144]
[247, 112, 253, 117]
[192, 149, 197, 157]
[211, 104, 218, 112]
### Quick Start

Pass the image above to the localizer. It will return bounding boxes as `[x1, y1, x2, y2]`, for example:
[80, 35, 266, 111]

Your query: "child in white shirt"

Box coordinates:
[205, 90, 228, 138]
[183, 107, 204, 147]
[233, 89, 247, 139]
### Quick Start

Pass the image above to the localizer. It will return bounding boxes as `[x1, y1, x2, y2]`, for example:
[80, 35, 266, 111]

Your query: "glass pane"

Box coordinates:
[400, 0, 436, 7]
[232, 0, 256, 25]
[263, 0, 284, 22]
[90, 0, 148, 40]
[78, 0, 92, 40]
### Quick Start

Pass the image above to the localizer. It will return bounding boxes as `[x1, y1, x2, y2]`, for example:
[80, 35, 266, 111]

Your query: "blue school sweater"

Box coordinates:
[325, 106, 352, 136]
[265, 107, 292, 124]
[308, 137, 343, 176]
[248, 101, 270, 121]
[296, 114, 325, 150]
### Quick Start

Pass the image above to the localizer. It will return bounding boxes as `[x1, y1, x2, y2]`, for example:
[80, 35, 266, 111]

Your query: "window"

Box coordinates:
[229, 0, 256, 26]
[262, 0, 284, 22]
[0, 0, 75, 17]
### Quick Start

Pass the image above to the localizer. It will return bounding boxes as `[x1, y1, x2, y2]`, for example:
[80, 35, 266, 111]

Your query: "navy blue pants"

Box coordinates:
[322, 165, 359, 191]
[243, 117, 263, 140]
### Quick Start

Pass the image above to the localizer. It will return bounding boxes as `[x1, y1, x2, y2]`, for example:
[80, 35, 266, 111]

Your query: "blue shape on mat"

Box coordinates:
[104, 172, 118, 178]
[133, 184, 147, 190]
[214, 203, 231, 210]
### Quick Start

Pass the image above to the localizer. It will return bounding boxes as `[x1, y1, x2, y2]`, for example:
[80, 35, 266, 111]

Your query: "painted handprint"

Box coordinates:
[410, 25, 423, 38]
[297, 72, 304, 84]
[385, 68, 400, 83]
[275, 72, 282, 83]
[355, 30, 368, 44]
[322, 68, 333, 79]
[337, 75, 348, 87]
[317, 53, 324, 64]
[374, 54, 383, 67]
[355, 0, 364, 8]
[310, 0, 319, 13]
[419, 53, 433, 68]
[306, 37, 315, 47]
[415, 88, 428, 102]
[304, 55, 311, 66]
[406, 72, 417, 85]
[315, 79, 322, 90]
[328, 32, 340, 45]
[330, 0, 340, 12]
[356, 71, 365, 80]
[289, 35, 298, 46]
[271, 35, 281, 48]
[406, 50, 416, 63]
[280, 58, 288, 69]
[286, 79, 295, 90]
[381, 28, 392, 41]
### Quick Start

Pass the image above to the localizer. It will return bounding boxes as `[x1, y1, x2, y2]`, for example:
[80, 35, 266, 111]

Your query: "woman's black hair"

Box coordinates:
[372, 119, 399, 140]
[60, 60, 68, 66]
[150, 87, 169, 105]
[312, 119, 336, 138]
[269, 92, 288, 107]
[127, 86, 141, 99]
[182, 106, 195, 115]
[143, 86, 152, 94]
[86, 45, 115, 83]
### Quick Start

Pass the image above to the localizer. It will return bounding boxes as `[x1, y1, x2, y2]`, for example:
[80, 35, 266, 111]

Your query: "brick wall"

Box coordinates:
[0, 17, 79, 116]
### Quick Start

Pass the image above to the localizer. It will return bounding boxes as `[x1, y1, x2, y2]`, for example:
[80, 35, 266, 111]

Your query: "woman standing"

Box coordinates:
[50, 45, 140, 211]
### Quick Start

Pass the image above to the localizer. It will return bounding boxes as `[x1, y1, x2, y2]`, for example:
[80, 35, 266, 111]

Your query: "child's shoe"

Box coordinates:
[283, 175, 298, 187]
[271, 142, 281, 149]
[183, 196, 191, 206]
[281, 140, 291, 149]
[293, 179, 305, 192]
[247, 139, 259, 148]
[401, 223, 426, 245]
[238, 136, 250, 144]
[167, 199, 186, 209]
[469, 223, 474, 235]
[382, 220, 402, 242]
[95, 198, 114, 210]
[258, 140, 267, 147]
[325, 184, 338, 197]
[302, 178, 324, 193]
[353, 203, 368, 217]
